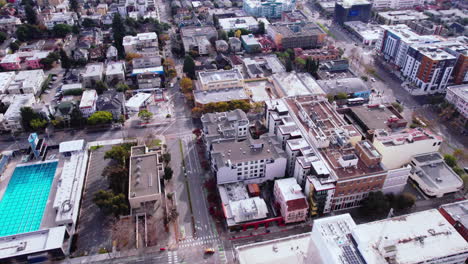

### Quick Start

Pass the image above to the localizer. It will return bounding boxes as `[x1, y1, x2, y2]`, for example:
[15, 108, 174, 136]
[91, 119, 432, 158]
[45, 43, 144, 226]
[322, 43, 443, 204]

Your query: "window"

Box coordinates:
[237, 172, 242, 176]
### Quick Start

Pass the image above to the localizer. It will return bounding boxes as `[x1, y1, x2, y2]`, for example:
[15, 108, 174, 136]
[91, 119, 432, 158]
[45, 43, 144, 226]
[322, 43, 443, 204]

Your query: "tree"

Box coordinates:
[162, 153, 171, 164]
[336, 92, 348, 100]
[125, 52, 143, 62]
[93, 190, 129, 217]
[24, 4, 37, 25]
[103, 165, 128, 195]
[235, 29, 241, 38]
[391, 102, 404, 113]
[163, 167, 173, 181]
[180, 77, 193, 93]
[360, 191, 390, 216]
[20, 107, 39, 131]
[116, 83, 129, 92]
[82, 18, 97, 28]
[59, 49, 71, 69]
[394, 193, 415, 210]
[183, 55, 196, 79]
[40, 52, 60, 70]
[294, 57, 306, 69]
[69, 0, 79, 13]
[9, 41, 20, 52]
[87, 111, 113, 125]
[93, 80, 108, 94]
[167, 68, 177, 80]
[138, 109, 153, 122]
[104, 145, 131, 166]
[0, 32, 6, 44]
[257, 21, 265, 34]
[285, 58, 292, 72]
[443, 154, 457, 168]
[112, 13, 126, 58]
[52, 24, 72, 38]
[218, 30, 228, 41]
[16, 24, 43, 42]
[453, 149, 464, 160]
[30, 118, 48, 130]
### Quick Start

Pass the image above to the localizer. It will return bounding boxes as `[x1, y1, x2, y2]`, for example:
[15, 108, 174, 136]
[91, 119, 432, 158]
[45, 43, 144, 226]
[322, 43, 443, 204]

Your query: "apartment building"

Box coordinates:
[44, 12, 77, 30]
[243, 0, 295, 18]
[105, 62, 126, 84]
[79, 90, 98, 118]
[445, 84, 468, 134]
[218, 16, 259, 32]
[372, 0, 424, 10]
[377, 10, 428, 26]
[8, 70, 46, 95]
[274, 178, 308, 224]
[0, 54, 21, 71]
[267, 22, 326, 50]
[180, 26, 217, 55]
[123, 32, 159, 56]
[401, 43, 456, 95]
[81, 63, 104, 88]
[210, 136, 287, 184]
[201, 109, 250, 151]
[197, 69, 244, 91]
[0, 94, 35, 132]
[0, 72, 15, 94]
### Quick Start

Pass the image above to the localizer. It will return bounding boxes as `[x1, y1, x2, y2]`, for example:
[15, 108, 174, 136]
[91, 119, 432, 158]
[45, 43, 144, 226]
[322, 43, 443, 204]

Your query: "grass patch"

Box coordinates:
[179, 139, 185, 167]
[40, 74, 52, 95]
[317, 22, 336, 39]
[90, 145, 103, 151]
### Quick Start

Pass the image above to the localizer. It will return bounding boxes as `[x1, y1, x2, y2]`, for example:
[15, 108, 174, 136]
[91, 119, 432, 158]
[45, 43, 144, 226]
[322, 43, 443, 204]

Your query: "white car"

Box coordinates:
[371, 78, 376, 82]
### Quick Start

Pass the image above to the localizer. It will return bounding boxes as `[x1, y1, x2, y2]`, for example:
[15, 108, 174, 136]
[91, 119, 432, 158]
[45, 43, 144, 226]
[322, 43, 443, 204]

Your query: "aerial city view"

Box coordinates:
[0, 0, 467, 263]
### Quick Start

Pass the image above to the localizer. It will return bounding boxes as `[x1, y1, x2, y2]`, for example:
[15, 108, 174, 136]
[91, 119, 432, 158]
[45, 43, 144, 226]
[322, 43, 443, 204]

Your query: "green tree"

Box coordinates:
[82, 18, 97, 28]
[295, 57, 306, 69]
[52, 24, 72, 38]
[20, 107, 39, 131]
[116, 83, 129, 92]
[164, 166, 173, 181]
[0, 32, 6, 44]
[391, 102, 404, 113]
[360, 191, 390, 216]
[138, 109, 153, 122]
[9, 41, 20, 52]
[59, 49, 71, 69]
[162, 153, 171, 164]
[393, 193, 415, 210]
[93, 80, 108, 94]
[183, 55, 196, 79]
[336, 92, 348, 100]
[93, 190, 129, 217]
[257, 21, 265, 34]
[104, 144, 132, 166]
[103, 165, 128, 195]
[16, 24, 43, 42]
[443, 154, 457, 168]
[30, 118, 48, 130]
[112, 13, 126, 58]
[87, 111, 113, 125]
[180, 77, 193, 93]
[218, 30, 228, 41]
[285, 58, 292, 72]
[24, 4, 37, 25]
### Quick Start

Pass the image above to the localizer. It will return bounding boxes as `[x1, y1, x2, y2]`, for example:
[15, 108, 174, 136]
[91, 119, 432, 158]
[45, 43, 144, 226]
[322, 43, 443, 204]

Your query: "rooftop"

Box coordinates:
[201, 109, 249, 141]
[439, 200, 468, 233]
[218, 16, 258, 30]
[241, 34, 260, 46]
[198, 69, 243, 84]
[129, 145, 162, 199]
[1, 53, 19, 64]
[317, 77, 369, 95]
[273, 72, 325, 97]
[374, 128, 442, 147]
[106, 61, 125, 76]
[381, 24, 443, 44]
[59, 140, 85, 153]
[0, 72, 15, 93]
[337, 0, 371, 8]
[348, 104, 407, 132]
[353, 209, 468, 264]
[79, 90, 97, 108]
[2, 94, 34, 120]
[379, 10, 429, 22]
[447, 84, 468, 102]
[193, 87, 248, 104]
[269, 22, 325, 37]
[344, 21, 382, 41]
[82, 63, 104, 78]
[125, 93, 151, 109]
[412, 43, 457, 61]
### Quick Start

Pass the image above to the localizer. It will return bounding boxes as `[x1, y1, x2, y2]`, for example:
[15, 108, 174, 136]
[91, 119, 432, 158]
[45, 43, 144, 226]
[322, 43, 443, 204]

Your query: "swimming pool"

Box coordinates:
[0, 161, 58, 237]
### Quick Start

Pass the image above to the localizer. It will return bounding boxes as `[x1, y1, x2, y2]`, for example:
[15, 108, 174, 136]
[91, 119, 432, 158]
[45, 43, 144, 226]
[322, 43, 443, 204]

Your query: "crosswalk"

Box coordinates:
[178, 235, 220, 248]
[167, 251, 179, 264]
[218, 244, 228, 264]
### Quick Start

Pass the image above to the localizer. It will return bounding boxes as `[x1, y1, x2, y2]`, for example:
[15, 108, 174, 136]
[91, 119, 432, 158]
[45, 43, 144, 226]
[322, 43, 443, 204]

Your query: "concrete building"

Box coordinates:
[132, 56, 162, 69]
[0, 54, 21, 71]
[242, 55, 285, 78]
[0, 94, 35, 132]
[272, 72, 325, 97]
[193, 88, 249, 106]
[445, 84, 468, 134]
[201, 109, 249, 151]
[128, 145, 162, 210]
[0, 16, 22, 34]
[377, 10, 429, 25]
[8, 70, 45, 95]
[105, 61, 126, 84]
[44, 12, 77, 29]
[123, 32, 159, 56]
[229, 37, 242, 52]
[240, 34, 261, 53]
[0, 72, 16, 94]
[344, 21, 382, 46]
[334, 0, 372, 25]
[180, 26, 217, 55]
[218, 16, 258, 32]
[281, 10, 307, 23]
[125, 93, 152, 112]
[317, 77, 371, 100]
[409, 152, 463, 198]
[267, 22, 326, 50]
[79, 90, 98, 118]
[197, 69, 244, 91]
[243, 0, 295, 18]
[274, 178, 308, 224]
[439, 200, 468, 242]
[210, 136, 287, 184]
[25, 51, 50, 69]
[81, 63, 104, 88]
[372, 128, 442, 170]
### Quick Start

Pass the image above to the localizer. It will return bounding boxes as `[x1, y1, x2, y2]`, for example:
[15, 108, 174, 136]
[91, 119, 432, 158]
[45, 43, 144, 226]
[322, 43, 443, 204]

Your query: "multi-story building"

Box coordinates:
[132, 55, 161, 69]
[334, 0, 372, 25]
[439, 200, 468, 242]
[240, 34, 262, 53]
[409, 152, 463, 198]
[372, 128, 442, 170]
[123, 32, 159, 56]
[8, 70, 46, 95]
[309, 210, 468, 264]
[180, 26, 217, 55]
[25, 51, 50, 69]
[0, 16, 21, 34]
[267, 22, 326, 50]
[81, 63, 104, 88]
[118, 0, 156, 17]
[243, 0, 295, 18]
[377, 10, 428, 25]
[79, 90, 98, 118]
[44, 12, 77, 30]
[281, 10, 307, 23]
[197, 69, 244, 91]
[343, 21, 382, 46]
[105, 62, 126, 84]
[372, 0, 424, 10]
[0, 72, 15, 94]
[273, 178, 308, 224]
[96, 91, 126, 120]
[445, 84, 468, 134]
[0, 54, 21, 71]
[201, 109, 249, 151]
[210, 136, 287, 184]
[218, 16, 259, 32]
[401, 43, 456, 95]
[0, 94, 35, 132]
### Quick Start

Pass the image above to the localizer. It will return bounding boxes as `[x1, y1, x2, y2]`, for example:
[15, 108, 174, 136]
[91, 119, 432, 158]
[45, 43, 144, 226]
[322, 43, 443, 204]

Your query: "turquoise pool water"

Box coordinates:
[0, 161, 58, 237]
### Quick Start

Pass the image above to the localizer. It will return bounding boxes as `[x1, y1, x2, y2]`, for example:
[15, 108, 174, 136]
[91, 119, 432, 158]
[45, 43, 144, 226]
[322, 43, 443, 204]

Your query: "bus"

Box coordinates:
[347, 97, 365, 106]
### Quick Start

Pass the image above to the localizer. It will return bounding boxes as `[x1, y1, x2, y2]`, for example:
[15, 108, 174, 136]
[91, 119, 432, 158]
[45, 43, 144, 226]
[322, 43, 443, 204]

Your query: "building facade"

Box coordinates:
[334, 0, 372, 25]
[274, 178, 308, 224]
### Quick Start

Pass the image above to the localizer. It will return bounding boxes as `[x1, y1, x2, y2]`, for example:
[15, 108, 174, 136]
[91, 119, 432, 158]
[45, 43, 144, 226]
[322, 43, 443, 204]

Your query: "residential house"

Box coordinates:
[81, 63, 104, 87]
[79, 89, 98, 118]
[105, 61, 126, 84]
[97, 91, 125, 120]
[0, 54, 21, 71]
[25, 51, 50, 69]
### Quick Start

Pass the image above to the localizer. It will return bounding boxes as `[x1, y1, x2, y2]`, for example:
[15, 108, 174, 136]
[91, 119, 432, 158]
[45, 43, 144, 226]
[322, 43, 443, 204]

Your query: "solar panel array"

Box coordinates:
[342, 245, 365, 264]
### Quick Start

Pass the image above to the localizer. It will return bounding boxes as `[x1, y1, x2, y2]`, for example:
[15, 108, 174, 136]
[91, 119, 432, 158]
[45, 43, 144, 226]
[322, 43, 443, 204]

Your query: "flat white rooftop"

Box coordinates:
[79, 89, 97, 109]
[353, 209, 468, 264]
[59, 139, 85, 153]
